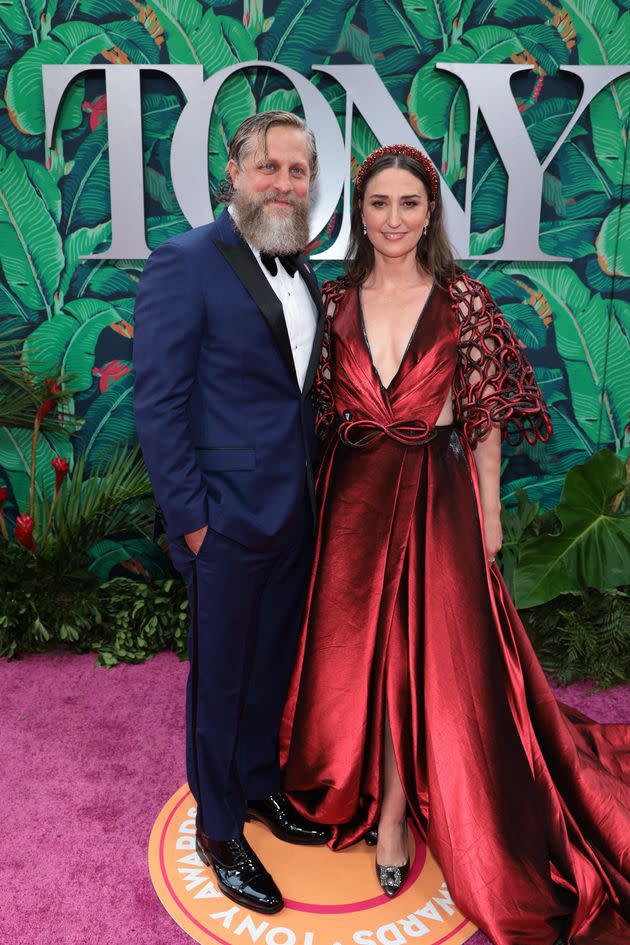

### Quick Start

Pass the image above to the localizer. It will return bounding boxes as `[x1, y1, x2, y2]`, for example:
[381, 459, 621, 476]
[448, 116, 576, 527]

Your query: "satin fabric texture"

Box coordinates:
[280, 281, 630, 945]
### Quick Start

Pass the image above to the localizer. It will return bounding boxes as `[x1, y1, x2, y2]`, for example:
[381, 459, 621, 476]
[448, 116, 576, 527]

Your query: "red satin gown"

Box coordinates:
[280, 274, 630, 945]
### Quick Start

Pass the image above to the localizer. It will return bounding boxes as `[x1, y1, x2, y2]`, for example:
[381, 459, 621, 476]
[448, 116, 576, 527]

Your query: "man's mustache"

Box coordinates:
[260, 190, 302, 207]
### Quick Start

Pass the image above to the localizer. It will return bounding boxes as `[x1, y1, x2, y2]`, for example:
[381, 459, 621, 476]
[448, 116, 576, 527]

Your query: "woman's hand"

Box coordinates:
[483, 507, 503, 562]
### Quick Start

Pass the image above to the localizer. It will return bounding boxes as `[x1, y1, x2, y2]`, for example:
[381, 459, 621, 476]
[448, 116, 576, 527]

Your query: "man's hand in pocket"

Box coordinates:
[185, 525, 208, 555]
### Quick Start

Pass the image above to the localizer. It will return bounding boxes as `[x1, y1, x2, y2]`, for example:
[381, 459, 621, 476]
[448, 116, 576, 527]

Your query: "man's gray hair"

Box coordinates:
[216, 111, 318, 204]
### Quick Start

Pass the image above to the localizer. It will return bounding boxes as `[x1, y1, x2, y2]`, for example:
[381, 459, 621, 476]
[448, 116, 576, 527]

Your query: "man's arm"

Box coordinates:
[133, 240, 208, 546]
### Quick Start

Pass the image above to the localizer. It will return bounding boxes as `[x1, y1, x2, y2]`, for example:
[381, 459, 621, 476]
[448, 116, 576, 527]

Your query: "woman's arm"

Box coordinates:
[450, 273, 552, 562]
[472, 424, 502, 560]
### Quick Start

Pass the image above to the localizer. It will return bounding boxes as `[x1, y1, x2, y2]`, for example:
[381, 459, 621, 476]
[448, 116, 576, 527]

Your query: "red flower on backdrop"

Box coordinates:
[0, 485, 6, 512]
[92, 360, 132, 393]
[15, 514, 35, 551]
[83, 93, 108, 131]
[36, 378, 63, 423]
[52, 457, 70, 495]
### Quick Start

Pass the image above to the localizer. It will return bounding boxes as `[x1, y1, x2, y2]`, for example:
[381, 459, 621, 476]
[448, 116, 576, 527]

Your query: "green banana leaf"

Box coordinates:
[59, 221, 112, 301]
[350, 115, 380, 172]
[556, 134, 617, 220]
[145, 166, 177, 212]
[98, 18, 163, 64]
[24, 159, 62, 225]
[499, 302, 548, 349]
[400, 0, 475, 44]
[597, 203, 629, 277]
[468, 226, 504, 256]
[0, 280, 39, 325]
[335, 23, 378, 65]
[87, 536, 169, 582]
[146, 212, 189, 249]
[529, 366, 569, 408]
[258, 88, 301, 112]
[61, 123, 110, 233]
[70, 261, 140, 301]
[78, 0, 203, 63]
[258, 0, 359, 71]
[539, 218, 600, 259]
[0, 148, 64, 315]
[362, 0, 431, 100]
[0, 0, 46, 37]
[74, 370, 136, 472]
[22, 297, 122, 392]
[585, 256, 630, 296]
[143, 93, 182, 146]
[515, 449, 630, 608]
[503, 264, 625, 450]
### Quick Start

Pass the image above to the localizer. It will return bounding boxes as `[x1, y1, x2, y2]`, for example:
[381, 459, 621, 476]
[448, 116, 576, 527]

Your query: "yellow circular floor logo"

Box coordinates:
[149, 785, 476, 945]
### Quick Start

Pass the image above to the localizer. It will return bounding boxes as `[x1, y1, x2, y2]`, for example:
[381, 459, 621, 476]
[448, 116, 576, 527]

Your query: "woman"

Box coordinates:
[280, 145, 630, 945]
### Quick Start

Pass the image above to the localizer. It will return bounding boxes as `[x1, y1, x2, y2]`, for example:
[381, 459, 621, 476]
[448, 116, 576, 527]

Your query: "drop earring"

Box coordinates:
[363, 223, 367, 235]
[423, 222, 429, 237]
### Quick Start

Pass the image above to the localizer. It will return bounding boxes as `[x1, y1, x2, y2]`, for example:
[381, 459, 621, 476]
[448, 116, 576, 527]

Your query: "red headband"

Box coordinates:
[354, 144, 440, 201]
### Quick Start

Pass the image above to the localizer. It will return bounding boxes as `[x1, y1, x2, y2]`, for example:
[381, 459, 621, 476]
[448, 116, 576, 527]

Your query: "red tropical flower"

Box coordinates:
[83, 93, 108, 131]
[36, 378, 63, 423]
[0, 485, 6, 513]
[52, 457, 70, 495]
[92, 360, 132, 393]
[15, 514, 35, 551]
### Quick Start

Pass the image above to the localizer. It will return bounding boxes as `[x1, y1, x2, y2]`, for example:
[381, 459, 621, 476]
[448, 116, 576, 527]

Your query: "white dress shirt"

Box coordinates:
[228, 206, 317, 390]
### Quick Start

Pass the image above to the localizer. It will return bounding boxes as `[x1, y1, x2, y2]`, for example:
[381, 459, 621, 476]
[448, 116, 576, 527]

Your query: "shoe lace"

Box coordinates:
[225, 838, 259, 870]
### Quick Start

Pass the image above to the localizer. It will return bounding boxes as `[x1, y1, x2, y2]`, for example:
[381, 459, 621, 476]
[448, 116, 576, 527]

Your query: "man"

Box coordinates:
[133, 112, 329, 915]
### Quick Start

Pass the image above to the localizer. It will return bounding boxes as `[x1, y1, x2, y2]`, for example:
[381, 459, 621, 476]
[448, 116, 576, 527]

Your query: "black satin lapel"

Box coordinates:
[214, 238, 299, 388]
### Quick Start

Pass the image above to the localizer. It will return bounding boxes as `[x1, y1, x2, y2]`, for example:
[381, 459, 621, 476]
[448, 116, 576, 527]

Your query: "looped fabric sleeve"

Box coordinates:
[450, 273, 553, 447]
[312, 277, 350, 440]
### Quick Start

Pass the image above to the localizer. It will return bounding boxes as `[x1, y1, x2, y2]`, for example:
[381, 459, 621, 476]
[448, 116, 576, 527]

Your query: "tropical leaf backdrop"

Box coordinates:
[0, 0, 628, 578]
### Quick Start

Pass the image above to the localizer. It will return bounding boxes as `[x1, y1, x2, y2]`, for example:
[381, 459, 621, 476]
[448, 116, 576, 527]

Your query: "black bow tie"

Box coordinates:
[260, 252, 300, 278]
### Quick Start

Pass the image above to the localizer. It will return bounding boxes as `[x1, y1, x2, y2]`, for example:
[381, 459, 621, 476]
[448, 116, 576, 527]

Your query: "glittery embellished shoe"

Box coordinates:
[375, 857, 410, 897]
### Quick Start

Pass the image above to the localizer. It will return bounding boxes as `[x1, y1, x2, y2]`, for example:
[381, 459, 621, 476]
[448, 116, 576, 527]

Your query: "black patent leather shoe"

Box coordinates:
[246, 793, 331, 845]
[376, 857, 410, 897]
[196, 830, 283, 915]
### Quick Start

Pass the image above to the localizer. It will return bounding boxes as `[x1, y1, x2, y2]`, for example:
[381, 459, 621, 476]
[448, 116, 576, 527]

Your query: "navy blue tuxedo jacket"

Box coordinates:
[133, 209, 324, 551]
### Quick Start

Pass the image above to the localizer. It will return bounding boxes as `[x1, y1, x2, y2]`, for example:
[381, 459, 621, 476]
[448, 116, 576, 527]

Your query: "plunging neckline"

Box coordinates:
[358, 282, 436, 393]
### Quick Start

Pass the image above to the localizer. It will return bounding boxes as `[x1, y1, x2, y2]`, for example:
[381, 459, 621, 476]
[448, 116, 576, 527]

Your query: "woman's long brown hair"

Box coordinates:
[345, 152, 459, 288]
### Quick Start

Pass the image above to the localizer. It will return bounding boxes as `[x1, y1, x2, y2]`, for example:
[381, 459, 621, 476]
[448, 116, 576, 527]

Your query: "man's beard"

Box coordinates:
[231, 187, 310, 255]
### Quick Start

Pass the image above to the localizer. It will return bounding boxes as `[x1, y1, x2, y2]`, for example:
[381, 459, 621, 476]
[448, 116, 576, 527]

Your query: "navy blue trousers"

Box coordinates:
[169, 514, 312, 839]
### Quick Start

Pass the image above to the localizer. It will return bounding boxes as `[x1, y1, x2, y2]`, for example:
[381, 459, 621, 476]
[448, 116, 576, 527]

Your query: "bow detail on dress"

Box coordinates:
[338, 416, 436, 448]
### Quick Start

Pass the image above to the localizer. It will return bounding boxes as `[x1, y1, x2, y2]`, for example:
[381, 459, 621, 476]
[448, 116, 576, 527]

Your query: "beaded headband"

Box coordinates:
[354, 144, 440, 201]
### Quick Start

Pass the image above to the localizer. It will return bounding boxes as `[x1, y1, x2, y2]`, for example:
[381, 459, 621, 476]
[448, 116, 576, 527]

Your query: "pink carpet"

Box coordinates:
[1, 650, 628, 945]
